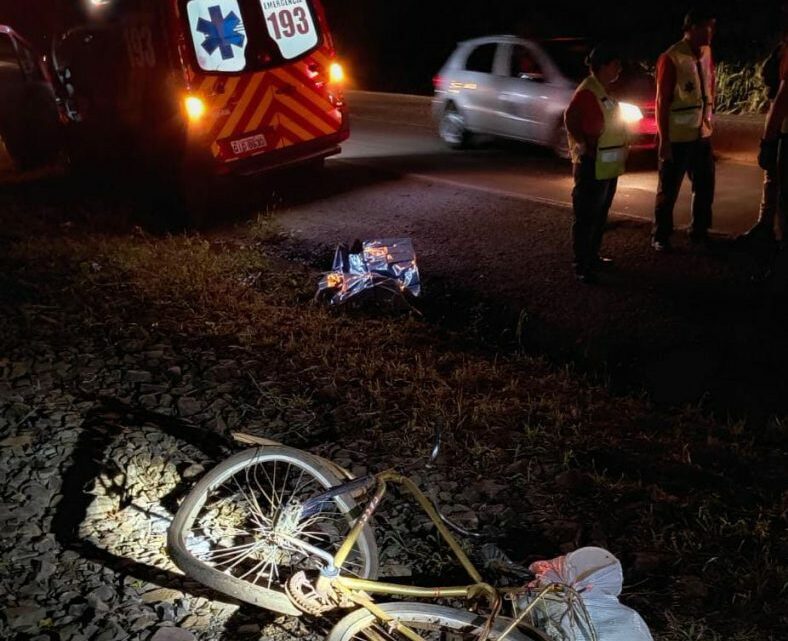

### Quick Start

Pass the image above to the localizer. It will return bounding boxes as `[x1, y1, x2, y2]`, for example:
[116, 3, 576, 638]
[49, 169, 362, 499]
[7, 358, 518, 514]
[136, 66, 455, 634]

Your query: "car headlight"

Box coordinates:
[619, 102, 644, 124]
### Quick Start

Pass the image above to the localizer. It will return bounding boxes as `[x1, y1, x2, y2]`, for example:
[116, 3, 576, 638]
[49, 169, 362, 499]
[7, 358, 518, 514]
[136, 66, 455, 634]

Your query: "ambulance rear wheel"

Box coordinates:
[173, 170, 218, 230]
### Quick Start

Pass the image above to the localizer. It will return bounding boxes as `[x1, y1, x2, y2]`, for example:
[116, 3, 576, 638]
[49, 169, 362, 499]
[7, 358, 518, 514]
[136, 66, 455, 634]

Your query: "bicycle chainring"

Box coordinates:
[286, 571, 337, 615]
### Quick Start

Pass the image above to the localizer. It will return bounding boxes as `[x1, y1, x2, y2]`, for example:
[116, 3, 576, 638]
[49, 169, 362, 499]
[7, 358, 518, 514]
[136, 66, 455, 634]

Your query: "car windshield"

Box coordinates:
[538, 39, 591, 82]
[183, 0, 322, 73]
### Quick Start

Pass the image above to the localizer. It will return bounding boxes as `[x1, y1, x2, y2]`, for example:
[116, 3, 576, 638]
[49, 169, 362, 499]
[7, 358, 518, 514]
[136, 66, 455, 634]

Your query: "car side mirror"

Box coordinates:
[518, 72, 545, 83]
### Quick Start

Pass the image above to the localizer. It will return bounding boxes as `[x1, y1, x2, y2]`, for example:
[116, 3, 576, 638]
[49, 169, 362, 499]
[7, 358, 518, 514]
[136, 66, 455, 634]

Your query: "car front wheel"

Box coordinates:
[439, 104, 470, 149]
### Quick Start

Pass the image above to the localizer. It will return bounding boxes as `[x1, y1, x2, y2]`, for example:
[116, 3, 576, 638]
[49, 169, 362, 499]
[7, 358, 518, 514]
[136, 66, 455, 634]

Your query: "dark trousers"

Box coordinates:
[756, 162, 782, 234]
[572, 157, 618, 274]
[777, 135, 788, 232]
[653, 137, 716, 243]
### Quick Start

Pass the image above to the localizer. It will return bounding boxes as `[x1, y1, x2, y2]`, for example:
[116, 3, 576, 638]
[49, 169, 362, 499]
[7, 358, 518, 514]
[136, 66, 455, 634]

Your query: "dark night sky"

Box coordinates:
[325, 0, 783, 93]
[0, 0, 782, 93]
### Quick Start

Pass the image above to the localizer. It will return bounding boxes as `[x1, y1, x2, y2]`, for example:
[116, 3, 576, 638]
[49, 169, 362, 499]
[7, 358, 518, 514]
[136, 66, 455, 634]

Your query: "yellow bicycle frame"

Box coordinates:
[325, 471, 508, 640]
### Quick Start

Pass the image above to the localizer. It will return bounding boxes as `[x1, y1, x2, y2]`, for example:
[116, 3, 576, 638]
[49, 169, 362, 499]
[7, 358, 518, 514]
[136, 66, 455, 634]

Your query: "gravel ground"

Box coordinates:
[0, 338, 319, 641]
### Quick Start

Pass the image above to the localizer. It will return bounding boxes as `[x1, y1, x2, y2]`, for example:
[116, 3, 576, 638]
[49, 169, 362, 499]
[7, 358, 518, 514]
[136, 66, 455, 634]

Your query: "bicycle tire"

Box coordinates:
[168, 446, 379, 616]
[327, 603, 552, 641]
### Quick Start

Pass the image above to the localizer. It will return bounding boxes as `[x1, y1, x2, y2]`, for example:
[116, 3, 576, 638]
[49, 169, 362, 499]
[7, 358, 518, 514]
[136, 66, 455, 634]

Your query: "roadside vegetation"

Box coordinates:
[715, 61, 770, 115]
[1, 191, 786, 641]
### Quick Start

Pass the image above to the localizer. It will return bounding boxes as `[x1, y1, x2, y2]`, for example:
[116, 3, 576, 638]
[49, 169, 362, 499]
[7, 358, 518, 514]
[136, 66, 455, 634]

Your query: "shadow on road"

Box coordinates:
[0, 159, 403, 237]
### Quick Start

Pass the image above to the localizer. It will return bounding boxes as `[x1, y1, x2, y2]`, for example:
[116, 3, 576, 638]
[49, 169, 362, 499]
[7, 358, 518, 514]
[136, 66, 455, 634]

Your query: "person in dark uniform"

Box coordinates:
[760, 2, 788, 231]
[565, 45, 629, 284]
[652, 7, 716, 252]
[739, 28, 788, 245]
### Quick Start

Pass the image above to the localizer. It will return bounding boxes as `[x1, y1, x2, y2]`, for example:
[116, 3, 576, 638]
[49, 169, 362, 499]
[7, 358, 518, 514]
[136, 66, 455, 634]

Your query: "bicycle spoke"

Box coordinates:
[195, 523, 251, 538]
[201, 540, 263, 561]
[352, 626, 397, 641]
[277, 461, 293, 515]
[246, 463, 273, 525]
[232, 475, 267, 531]
[237, 555, 270, 582]
[181, 454, 372, 591]
[224, 540, 268, 572]
[251, 460, 276, 510]
[267, 551, 280, 590]
[269, 460, 280, 519]
[290, 465, 308, 502]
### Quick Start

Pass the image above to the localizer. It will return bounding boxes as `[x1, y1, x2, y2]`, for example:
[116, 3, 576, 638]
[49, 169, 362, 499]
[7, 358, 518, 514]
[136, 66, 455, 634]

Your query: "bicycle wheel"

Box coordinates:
[168, 446, 379, 616]
[327, 603, 552, 641]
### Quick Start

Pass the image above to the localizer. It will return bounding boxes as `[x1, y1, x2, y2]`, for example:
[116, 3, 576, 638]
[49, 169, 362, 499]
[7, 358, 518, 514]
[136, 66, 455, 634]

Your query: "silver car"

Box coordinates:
[432, 35, 655, 156]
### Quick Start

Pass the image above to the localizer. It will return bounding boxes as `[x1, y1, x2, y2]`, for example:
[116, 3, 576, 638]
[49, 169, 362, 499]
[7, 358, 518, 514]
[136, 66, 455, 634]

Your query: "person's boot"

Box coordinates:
[737, 221, 776, 245]
[574, 266, 598, 284]
[651, 239, 673, 253]
[688, 230, 715, 251]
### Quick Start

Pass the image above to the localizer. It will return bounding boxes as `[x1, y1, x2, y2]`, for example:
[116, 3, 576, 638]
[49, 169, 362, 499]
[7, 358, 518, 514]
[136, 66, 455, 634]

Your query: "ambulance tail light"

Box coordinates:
[321, 61, 346, 108]
[329, 62, 345, 85]
[433, 74, 443, 90]
[184, 95, 207, 123]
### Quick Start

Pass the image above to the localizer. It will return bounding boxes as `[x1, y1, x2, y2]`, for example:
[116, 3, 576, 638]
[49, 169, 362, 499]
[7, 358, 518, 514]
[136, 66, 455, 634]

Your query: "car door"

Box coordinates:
[0, 30, 28, 165]
[0, 29, 63, 169]
[454, 41, 506, 135]
[495, 42, 549, 142]
[14, 37, 63, 166]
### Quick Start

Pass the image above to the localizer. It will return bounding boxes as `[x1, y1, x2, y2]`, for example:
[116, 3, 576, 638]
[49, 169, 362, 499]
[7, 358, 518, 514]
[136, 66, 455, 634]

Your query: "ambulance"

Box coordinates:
[52, 0, 348, 181]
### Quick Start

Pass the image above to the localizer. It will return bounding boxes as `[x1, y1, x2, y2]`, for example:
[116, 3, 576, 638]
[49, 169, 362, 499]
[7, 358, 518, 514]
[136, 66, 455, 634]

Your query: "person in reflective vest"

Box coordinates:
[565, 44, 629, 284]
[652, 7, 716, 253]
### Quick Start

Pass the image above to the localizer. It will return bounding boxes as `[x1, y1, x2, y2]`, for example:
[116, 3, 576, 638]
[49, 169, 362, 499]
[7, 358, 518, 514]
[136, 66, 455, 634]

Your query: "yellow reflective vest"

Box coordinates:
[664, 39, 714, 142]
[568, 75, 629, 180]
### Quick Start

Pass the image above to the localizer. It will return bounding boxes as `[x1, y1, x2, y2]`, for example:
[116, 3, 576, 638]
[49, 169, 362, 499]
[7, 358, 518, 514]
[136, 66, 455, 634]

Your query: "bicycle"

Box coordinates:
[167, 432, 594, 641]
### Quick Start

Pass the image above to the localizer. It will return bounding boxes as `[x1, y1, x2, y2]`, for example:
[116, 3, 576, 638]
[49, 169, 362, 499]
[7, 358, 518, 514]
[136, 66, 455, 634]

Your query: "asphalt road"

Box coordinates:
[340, 91, 766, 237]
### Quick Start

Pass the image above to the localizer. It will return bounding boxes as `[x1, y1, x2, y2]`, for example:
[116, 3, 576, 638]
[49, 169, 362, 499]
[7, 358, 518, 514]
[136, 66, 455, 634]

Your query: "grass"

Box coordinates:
[636, 58, 769, 115]
[715, 61, 770, 115]
[1, 204, 786, 641]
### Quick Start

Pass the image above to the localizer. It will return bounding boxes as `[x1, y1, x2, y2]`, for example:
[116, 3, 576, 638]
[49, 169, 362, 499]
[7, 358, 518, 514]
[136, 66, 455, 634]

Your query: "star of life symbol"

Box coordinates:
[197, 5, 245, 60]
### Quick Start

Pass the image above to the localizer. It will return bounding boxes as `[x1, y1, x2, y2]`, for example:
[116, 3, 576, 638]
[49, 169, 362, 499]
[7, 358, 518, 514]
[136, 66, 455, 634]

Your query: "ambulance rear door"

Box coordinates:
[180, 0, 345, 166]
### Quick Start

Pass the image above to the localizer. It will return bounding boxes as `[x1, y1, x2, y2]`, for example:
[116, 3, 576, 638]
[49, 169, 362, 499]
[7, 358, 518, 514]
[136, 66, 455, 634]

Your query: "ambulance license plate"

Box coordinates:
[231, 134, 268, 155]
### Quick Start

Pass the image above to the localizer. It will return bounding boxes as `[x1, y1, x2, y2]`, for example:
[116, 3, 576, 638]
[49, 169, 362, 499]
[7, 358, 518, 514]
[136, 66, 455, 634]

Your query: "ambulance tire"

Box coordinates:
[173, 169, 219, 231]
